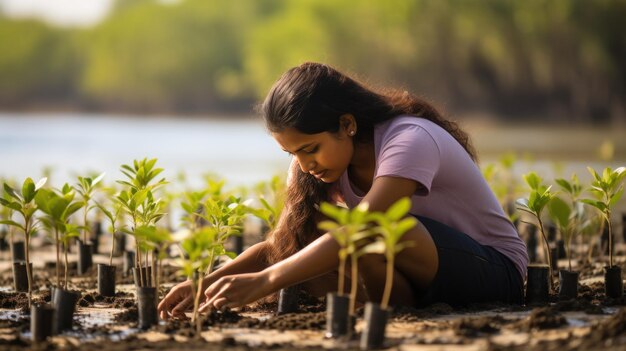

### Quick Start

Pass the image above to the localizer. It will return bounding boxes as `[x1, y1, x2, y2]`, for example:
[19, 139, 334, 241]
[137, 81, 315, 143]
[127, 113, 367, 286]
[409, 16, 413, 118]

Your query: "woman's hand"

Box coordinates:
[198, 272, 274, 313]
[158, 278, 209, 320]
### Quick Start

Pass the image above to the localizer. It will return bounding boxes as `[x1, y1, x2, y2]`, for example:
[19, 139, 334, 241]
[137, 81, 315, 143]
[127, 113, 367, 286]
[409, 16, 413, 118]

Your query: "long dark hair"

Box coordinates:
[261, 62, 476, 264]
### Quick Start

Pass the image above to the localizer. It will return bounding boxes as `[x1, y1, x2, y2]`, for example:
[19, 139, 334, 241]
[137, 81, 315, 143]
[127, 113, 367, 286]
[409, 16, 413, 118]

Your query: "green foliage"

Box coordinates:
[0, 178, 47, 234]
[581, 166, 626, 267]
[249, 175, 286, 232]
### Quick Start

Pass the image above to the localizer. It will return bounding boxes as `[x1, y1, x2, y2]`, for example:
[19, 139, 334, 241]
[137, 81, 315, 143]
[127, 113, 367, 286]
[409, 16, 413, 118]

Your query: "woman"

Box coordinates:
[158, 62, 527, 319]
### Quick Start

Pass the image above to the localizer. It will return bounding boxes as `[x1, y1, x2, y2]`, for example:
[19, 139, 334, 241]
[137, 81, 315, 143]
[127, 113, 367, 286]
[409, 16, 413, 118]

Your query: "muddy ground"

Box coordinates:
[0, 242, 625, 351]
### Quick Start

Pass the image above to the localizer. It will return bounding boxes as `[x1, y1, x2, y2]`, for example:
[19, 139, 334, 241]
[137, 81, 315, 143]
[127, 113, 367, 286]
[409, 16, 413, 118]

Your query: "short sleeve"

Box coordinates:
[375, 121, 441, 195]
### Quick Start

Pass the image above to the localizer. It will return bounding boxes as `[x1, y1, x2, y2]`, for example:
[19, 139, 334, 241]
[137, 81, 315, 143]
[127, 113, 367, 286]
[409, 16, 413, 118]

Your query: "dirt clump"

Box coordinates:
[454, 315, 507, 337]
[517, 306, 567, 331]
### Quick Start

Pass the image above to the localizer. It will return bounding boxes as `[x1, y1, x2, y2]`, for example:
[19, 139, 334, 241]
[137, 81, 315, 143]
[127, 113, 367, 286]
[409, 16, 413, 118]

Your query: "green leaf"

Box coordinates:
[609, 188, 623, 207]
[523, 172, 541, 190]
[385, 197, 411, 221]
[359, 241, 386, 255]
[3, 183, 21, 201]
[0, 220, 25, 231]
[92, 172, 106, 187]
[548, 197, 571, 229]
[35, 177, 47, 191]
[555, 179, 573, 194]
[318, 220, 340, 232]
[320, 202, 342, 220]
[22, 178, 36, 203]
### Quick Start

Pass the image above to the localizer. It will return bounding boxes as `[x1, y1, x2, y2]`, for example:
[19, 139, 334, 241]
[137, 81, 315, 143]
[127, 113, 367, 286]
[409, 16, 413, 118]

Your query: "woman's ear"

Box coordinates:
[339, 114, 357, 135]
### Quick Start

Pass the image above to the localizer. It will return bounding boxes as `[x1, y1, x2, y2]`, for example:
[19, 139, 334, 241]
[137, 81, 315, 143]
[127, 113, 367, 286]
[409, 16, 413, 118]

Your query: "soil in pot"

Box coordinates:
[558, 270, 579, 300]
[77, 240, 93, 275]
[604, 265, 623, 298]
[12, 261, 30, 292]
[325, 292, 351, 339]
[31, 303, 56, 342]
[97, 264, 116, 297]
[137, 286, 158, 329]
[360, 302, 390, 350]
[526, 264, 550, 305]
[277, 285, 299, 315]
[53, 288, 81, 332]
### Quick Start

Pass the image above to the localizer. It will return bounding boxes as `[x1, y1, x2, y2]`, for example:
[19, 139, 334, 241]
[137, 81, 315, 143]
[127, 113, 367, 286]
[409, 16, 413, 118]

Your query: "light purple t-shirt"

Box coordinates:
[336, 116, 528, 278]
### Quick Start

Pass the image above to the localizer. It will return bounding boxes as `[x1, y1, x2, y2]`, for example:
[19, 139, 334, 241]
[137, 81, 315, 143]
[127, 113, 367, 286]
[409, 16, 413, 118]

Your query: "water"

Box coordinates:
[0, 113, 291, 189]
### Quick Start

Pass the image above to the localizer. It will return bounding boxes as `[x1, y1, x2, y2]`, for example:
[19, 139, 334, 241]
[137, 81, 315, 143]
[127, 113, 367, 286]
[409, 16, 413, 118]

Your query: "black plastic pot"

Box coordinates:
[557, 240, 566, 259]
[133, 266, 153, 288]
[97, 264, 116, 297]
[547, 224, 557, 242]
[558, 270, 579, 300]
[113, 233, 126, 257]
[31, 304, 56, 341]
[137, 287, 158, 329]
[92, 222, 102, 254]
[31, 304, 56, 342]
[550, 246, 559, 273]
[0, 235, 8, 252]
[53, 288, 81, 332]
[525, 265, 549, 305]
[12, 261, 30, 292]
[526, 226, 537, 263]
[277, 285, 299, 314]
[325, 293, 351, 338]
[77, 240, 93, 275]
[11, 241, 25, 262]
[605, 265, 623, 298]
[360, 302, 389, 350]
[123, 250, 135, 277]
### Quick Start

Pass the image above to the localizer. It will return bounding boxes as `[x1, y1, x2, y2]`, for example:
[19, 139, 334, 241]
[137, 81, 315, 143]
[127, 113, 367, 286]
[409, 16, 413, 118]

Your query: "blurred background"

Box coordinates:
[0, 0, 624, 188]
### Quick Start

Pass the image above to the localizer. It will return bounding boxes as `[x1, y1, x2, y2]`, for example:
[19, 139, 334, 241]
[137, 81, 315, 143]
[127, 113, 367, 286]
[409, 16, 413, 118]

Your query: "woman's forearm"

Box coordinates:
[264, 233, 339, 291]
[204, 240, 270, 284]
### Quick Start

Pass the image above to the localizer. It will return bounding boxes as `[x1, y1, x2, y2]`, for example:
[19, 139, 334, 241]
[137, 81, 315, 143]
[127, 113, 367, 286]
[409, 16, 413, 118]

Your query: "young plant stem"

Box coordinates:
[24, 219, 32, 307]
[338, 254, 346, 296]
[64, 241, 69, 290]
[194, 273, 204, 336]
[537, 218, 554, 291]
[145, 250, 150, 286]
[55, 228, 60, 288]
[151, 251, 157, 289]
[83, 207, 88, 243]
[349, 254, 358, 316]
[567, 234, 573, 272]
[381, 254, 394, 310]
[109, 231, 115, 267]
[607, 211, 613, 267]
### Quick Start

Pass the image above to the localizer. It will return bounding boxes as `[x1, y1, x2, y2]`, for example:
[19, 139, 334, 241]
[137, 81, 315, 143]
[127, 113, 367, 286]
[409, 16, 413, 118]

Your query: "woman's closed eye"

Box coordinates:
[304, 146, 319, 154]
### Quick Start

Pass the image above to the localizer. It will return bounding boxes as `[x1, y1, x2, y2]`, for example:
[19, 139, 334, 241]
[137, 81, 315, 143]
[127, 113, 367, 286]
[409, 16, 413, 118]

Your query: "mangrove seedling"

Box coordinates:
[581, 166, 626, 298]
[0, 177, 47, 306]
[75, 173, 105, 243]
[516, 172, 556, 291]
[361, 197, 417, 350]
[178, 226, 219, 336]
[116, 158, 167, 288]
[318, 202, 373, 315]
[35, 184, 82, 289]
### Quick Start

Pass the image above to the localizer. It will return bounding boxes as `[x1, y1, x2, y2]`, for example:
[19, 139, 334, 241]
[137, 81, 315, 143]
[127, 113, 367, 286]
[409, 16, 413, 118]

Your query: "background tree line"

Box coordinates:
[0, 0, 624, 123]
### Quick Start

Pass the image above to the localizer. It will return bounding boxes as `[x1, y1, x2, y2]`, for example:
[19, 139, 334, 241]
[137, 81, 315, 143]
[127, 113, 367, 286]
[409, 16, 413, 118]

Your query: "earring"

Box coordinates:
[349, 130, 355, 136]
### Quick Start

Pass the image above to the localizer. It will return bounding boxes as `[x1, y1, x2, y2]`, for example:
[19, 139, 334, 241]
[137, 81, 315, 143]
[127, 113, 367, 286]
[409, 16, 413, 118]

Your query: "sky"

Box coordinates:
[0, 0, 114, 27]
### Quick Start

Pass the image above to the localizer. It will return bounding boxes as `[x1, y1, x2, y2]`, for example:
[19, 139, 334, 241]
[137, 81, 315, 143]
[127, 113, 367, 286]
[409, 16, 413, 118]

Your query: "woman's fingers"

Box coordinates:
[170, 296, 193, 320]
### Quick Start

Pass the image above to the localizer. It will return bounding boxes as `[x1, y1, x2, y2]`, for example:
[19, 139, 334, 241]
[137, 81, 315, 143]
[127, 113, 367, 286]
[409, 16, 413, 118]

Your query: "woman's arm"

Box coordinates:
[200, 176, 429, 310]
[158, 240, 269, 319]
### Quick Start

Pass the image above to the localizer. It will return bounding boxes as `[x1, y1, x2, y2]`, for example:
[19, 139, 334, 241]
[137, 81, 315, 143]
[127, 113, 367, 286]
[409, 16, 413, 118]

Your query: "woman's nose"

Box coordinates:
[298, 157, 316, 173]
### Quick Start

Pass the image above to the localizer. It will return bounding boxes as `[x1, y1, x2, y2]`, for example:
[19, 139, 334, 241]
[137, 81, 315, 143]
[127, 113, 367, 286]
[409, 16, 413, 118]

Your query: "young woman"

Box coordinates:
[158, 62, 527, 319]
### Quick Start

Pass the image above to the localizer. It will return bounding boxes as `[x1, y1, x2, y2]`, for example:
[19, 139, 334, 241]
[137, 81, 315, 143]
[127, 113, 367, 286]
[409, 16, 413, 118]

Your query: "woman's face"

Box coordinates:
[272, 126, 354, 183]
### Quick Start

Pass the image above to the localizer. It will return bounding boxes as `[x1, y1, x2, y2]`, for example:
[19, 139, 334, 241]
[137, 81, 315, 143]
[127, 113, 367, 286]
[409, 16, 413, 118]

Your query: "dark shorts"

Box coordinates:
[414, 216, 524, 307]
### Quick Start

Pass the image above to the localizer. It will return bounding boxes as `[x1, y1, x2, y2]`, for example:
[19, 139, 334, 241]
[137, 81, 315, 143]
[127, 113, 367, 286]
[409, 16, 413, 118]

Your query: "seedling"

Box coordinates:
[250, 175, 286, 233]
[318, 202, 373, 315]
[95, 200, 124, 267]
[177, 226, 219, 335]
[35, 184, 82, 289]
[581, 167, 625, 267]
[0, 177, 47, 306]
[367, 198, 417, 309]
[552, 174, 584, 272]
[76, 173, 105, 243]
[116, 158, 167, 288]
[516, 172, 556, 290]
